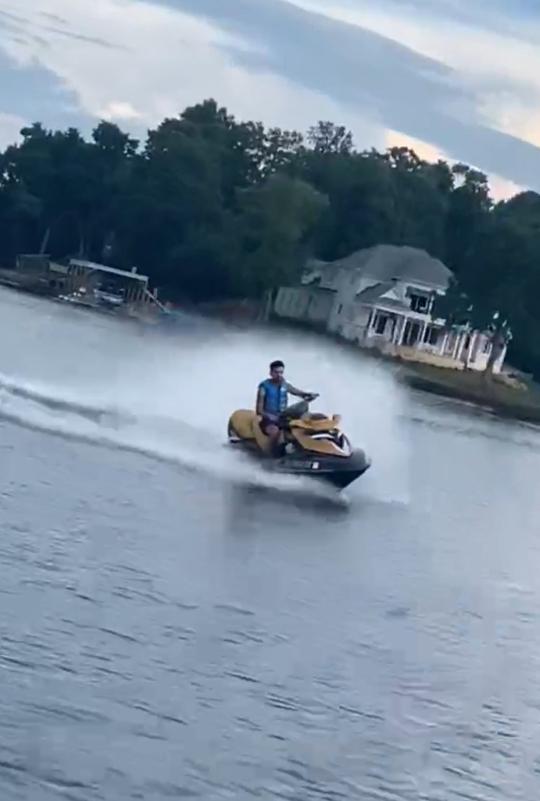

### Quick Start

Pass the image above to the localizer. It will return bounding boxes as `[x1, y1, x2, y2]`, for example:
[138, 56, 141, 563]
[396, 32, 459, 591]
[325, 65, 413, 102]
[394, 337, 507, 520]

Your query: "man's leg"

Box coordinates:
[282, 400, 309, 420]
[265, 423, 282, 456]
[260, 417, 282, 456]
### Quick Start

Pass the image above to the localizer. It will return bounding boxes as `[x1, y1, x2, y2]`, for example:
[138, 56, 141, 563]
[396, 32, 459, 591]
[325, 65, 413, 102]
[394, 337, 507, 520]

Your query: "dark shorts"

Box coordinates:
[260, 415, 281, 434]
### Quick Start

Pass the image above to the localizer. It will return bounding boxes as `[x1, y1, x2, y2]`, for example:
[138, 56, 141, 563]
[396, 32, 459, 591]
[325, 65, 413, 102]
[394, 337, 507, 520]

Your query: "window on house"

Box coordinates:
[409, 293, 430, 313]
[483, 338, 492, 354]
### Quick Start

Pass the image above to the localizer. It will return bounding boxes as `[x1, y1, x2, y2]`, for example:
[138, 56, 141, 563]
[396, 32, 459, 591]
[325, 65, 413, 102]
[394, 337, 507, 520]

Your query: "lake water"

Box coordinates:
[1, 288, 540, 800]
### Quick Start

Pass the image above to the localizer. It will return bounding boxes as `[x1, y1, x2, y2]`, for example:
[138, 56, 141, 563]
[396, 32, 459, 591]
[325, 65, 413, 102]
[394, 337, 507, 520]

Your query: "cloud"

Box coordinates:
[288, 0, 540, 147]
[0, 0, 539, 195]
[0, 0, 384, 145]
[159, 0, 540, 190]
[97, 101, 143, 122]
[0, 112, 25, 148]
[384, 129, 523, 201]
[0, 46, 94, 132]
[489, 174, 524, 203]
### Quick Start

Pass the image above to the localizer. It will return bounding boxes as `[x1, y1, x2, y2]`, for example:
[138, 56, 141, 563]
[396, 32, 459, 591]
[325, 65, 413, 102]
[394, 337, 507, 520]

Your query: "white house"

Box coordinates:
[274, 245, 507, 373]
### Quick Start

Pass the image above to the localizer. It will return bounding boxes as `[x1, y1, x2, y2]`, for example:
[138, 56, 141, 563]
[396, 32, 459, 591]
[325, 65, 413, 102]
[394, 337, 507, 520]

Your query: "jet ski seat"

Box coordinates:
[289, 415, 341, 433]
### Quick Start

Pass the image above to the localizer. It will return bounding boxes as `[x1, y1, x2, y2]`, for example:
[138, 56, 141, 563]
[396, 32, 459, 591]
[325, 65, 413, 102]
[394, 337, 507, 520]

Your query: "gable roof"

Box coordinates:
[308, 245, 452, 290]
[356, 281, 411, 312]
[355, 281, 395, 304]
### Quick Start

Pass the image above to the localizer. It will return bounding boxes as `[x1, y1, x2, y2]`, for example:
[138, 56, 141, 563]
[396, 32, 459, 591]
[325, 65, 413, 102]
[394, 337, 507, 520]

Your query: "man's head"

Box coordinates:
[269, 360, 285, 383]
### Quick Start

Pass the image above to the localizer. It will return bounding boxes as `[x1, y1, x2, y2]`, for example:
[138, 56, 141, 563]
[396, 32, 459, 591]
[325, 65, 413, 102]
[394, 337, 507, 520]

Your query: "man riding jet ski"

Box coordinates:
[256, 360, 316, 456]
[227, 360, 371, 491]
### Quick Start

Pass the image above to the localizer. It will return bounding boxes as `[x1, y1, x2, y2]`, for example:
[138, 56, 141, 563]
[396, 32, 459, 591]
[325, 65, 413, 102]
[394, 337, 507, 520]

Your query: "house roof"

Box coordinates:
[357, 282, 412, 313]
[355, 281, 395, 304]
[308, 245, 452, 290]
[69, 259, 149, 283]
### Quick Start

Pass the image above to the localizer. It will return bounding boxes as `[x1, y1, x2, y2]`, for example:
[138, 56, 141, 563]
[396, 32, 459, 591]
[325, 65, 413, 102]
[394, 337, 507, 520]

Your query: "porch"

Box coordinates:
[363, 305, 500, 372]
[365, 306, 445, 352]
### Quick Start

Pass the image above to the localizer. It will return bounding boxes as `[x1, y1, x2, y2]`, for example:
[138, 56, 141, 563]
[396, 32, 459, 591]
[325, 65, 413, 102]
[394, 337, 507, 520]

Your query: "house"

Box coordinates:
[274, 245, 507, 373]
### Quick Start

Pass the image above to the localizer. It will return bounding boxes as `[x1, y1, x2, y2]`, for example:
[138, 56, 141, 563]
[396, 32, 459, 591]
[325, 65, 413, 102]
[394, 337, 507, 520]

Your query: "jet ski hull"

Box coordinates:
[228, 407, 370, 491]
[230, 440, 370, 490]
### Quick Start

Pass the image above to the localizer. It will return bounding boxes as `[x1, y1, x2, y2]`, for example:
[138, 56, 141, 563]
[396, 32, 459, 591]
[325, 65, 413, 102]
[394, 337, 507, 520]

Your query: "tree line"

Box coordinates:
[1, 99, 540, 376]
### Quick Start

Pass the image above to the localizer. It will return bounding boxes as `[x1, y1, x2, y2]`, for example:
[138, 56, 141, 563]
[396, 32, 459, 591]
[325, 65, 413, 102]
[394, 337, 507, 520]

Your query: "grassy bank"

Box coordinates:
[400, 363, 540, 424]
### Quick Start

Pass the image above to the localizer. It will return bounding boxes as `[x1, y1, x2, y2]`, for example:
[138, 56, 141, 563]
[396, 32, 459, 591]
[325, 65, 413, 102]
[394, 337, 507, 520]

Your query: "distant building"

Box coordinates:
[5, 255, 163, 318]
[274, 245, 507, 373]
[67, 259, 150, 307]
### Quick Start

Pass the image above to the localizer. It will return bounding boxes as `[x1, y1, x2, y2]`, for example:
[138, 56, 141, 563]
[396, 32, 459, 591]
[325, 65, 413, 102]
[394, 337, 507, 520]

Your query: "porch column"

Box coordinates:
[439, 331, 448, 355]
[389, 315, 397, 343]
[454, 332, 466, 361]
[466, 331, 478, 367]
[395, 316, 404, 346]
[418, 319, 428, 349]
[393, 315, 403, 344]
[365, 309, 376, 339]
[366, 310, 374, 333]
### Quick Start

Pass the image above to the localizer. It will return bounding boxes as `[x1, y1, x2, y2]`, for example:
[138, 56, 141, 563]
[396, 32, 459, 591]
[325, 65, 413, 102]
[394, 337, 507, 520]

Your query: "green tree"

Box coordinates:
[307, 121, 354, 155]
[437, 216, 534, 375]
[236, 174, 327, 296]
[1, 98, 540, 379]
[445, 163, 492, 274]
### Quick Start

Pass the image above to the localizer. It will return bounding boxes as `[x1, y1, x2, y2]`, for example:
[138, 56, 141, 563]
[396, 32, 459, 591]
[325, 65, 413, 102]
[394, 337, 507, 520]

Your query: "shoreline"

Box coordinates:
[3, 283, 540, 425]
[264, 315, 540, 426]
[186, 308, 540, 425]
[399, 363, 540, 425]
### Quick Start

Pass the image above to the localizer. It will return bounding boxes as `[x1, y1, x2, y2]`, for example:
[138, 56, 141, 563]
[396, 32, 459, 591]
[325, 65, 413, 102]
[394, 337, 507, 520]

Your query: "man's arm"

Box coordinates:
[256, 386, 266, 416]
[287, 382, 311, 399]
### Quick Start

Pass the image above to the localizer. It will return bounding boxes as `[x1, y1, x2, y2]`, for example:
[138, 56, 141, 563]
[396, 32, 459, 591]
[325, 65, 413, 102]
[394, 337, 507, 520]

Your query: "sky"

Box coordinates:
[1, 0, 539, 198]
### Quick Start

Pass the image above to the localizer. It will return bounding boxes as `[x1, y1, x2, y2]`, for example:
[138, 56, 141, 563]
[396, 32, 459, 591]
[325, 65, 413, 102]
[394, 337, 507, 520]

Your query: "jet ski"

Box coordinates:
[227, 397, 370, 490]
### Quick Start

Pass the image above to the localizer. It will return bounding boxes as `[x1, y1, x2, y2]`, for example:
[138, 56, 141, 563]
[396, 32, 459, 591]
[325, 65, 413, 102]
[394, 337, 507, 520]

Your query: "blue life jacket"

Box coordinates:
[259, 379, 288, 416]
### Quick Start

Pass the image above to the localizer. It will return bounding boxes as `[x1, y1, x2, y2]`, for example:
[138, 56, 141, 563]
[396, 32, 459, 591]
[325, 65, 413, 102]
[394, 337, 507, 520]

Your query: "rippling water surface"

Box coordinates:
[1, 288, 540, 800]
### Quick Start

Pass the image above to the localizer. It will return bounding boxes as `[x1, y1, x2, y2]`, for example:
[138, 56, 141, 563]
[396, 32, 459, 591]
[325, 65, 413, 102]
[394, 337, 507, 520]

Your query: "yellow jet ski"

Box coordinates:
[227, 399, 370, 490]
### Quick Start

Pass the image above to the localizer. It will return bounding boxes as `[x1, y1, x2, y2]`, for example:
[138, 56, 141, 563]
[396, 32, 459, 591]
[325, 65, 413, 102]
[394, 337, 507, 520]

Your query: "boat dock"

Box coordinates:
[0, 255, 164, 321]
